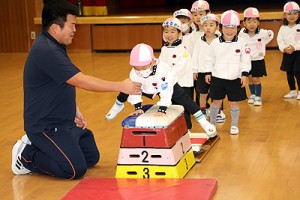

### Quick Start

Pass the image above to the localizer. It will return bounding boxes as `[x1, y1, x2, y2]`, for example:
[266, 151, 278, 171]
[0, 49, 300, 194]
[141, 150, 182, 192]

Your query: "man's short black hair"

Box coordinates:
[42, 0, 79, 30]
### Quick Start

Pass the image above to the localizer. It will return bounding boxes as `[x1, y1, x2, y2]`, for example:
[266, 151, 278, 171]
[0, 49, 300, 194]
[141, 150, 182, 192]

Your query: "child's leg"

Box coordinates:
[295, 73, 300, 100]
[194, 79, 200, 106]
[216, 100, 226, 123]
[295, 73, 300, 90]
[248, 75, 256, 104]
[284, 71, 297, 98]
[229, 102, 240, 134]
[252, 77, 262, 106]
[117, 92, 129, 103]
[252, 77, 261, 96]
[181, 87, 194, 129]
[248, 75, 255, 95]
[171, 84, 216, 137]
[105, 92, 129, 120]
[197, 73, 210, 117]
[210, 100, 222, 125]
[199, 93, 208, 117]
[287, 71, 296, 90]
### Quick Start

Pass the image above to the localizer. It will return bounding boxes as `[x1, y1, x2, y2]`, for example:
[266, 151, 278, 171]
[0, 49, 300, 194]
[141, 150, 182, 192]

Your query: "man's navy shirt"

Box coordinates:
[24, 30, 80, 133]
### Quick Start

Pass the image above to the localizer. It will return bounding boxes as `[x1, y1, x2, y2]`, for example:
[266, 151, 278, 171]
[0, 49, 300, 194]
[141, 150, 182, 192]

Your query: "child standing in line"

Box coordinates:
[277, 1, 300, 100]
[128, 43, 217, 138]
[192, 13, 225, 122]
[239, 7, 274, 106]
[173, 9, 195, 36]
[184, 0, 211, 56]
[158, 17, 194, 129]
[183, 0, 211, 109]
[205, 10, 251, 135]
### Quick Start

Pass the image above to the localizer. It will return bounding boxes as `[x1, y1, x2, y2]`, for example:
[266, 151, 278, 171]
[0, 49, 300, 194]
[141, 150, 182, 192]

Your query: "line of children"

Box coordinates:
[106, 1, 299, 136]
[277, 1, 300, 100]
[205, 10, 251, 135]
[238, 7, 274, 106]
[127, 43, 217, 138]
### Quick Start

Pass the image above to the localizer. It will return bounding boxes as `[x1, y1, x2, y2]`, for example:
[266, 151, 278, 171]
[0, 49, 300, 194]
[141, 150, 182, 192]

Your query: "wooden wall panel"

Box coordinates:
[0, 0, 28, 52]
[68, 25, 92, 52]
[92, 24, 162, 51]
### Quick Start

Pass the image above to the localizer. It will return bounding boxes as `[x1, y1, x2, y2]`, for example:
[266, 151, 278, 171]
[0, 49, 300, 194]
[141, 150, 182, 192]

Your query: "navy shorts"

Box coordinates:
[195, 72, 210, 94]
[210, 76, 246, 102]
[280, 51, 300, 72]
[250, 59, 267, 77]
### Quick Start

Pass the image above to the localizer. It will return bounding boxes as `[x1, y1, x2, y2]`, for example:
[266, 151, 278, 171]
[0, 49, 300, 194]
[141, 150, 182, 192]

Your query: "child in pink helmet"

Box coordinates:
[127, 43, 217, 138]
[205, 10, 251, 135]
[277, 1, 300, 100]
[238, 7, 274, 106]
[158, 17, 194, 129]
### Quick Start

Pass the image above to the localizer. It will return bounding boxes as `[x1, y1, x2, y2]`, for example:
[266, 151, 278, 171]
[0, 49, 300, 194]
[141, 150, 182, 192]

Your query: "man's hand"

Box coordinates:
[74, 106, 87, 129]
[120, 79, 141, 95]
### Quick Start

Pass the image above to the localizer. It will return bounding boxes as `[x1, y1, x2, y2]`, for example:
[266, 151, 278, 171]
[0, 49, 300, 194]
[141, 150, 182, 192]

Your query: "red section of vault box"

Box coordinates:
[121, 113, 187, 148]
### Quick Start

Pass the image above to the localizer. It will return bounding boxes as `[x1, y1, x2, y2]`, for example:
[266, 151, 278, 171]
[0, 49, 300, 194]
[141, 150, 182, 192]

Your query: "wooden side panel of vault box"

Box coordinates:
[118, 132, 192, 165]
[120, 113, 187, 148]
[115, 148, 195, 178]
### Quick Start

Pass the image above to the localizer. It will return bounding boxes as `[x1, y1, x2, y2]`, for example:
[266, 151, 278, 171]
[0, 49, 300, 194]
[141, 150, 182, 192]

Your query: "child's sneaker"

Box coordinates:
[198, 118, 217, 138]
[254, 96, 262, 106]
[248, 94, 256, 104]
[105, 101, 124, 121]
[284, 90, 297, 99]
[216, 110, 225, 123]
[230, 126, 239, 135]
[297, 92, 300, 100]
[12, 136, 31, 175]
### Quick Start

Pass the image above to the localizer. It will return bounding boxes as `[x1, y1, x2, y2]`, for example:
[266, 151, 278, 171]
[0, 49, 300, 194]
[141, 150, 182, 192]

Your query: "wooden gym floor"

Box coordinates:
[0, 50, 300, 200]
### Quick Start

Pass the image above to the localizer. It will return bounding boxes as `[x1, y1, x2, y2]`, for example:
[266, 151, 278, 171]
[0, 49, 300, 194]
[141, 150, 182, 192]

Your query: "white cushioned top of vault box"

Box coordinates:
[135, 105, 184, 128]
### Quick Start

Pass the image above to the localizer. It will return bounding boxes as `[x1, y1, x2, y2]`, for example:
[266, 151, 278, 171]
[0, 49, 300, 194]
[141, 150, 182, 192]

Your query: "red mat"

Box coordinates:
[62, 178, 217, 200]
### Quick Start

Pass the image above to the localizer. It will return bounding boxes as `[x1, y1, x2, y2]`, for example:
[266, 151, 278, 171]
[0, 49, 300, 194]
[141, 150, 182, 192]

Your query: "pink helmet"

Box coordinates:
[191, 0, 210, 12]
[200, 13, 220, 25]
[129, 43, 154, 66]
[173, 9, 192, 20]
[244, 7, 259, 18]
[221, 10, 240, 27]
[283, 1, 300, 13]
[162, 17, 182, 31]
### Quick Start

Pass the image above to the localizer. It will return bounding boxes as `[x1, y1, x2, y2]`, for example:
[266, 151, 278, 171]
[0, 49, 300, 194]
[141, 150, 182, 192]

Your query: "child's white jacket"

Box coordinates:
[238, 28, 274, 60]
[277, 24, 300, 52]
[205, 36, 251, 80]
[159, 44, 193, 87]
[183, 29, 221, 56]
[192, 35, 218, 73]
[128, 59, 177, 107]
